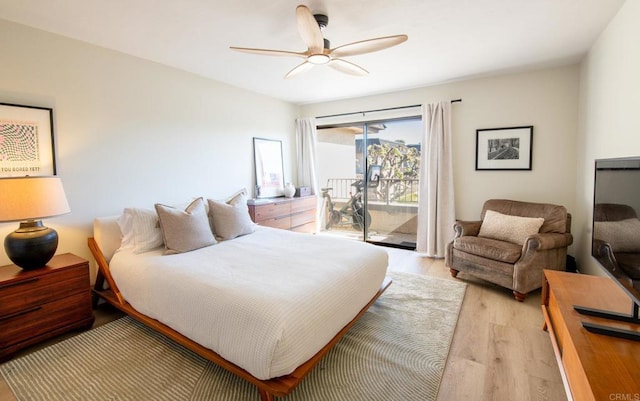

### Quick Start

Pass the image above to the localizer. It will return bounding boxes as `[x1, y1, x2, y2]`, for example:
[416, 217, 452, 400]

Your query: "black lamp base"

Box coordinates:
[4, 220, 58, 270]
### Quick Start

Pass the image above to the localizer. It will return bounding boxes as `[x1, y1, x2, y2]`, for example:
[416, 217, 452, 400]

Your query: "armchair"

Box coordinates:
[445, 199, 573, 301]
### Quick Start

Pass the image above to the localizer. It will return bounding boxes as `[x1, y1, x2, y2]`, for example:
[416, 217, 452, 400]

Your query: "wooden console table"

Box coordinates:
[541, 270, 640, 401]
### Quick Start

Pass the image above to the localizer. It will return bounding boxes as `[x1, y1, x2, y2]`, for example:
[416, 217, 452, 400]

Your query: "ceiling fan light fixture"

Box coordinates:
[313, 14, 328, 30]
[308, 53, 331, 65]
[230, 5, 407, 78]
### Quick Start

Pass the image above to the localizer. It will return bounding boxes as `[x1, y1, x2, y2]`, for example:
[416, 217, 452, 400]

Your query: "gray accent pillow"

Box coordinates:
[207, 192, 255, 241]
[155, 197, 217, 254]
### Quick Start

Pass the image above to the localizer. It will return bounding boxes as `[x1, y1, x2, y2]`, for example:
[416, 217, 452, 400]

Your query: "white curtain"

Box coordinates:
[295, 117, 319, 195]
[416, 102, 456, 257]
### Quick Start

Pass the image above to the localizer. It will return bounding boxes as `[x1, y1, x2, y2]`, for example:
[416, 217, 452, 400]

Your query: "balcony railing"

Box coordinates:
[323, 178, 419, 205]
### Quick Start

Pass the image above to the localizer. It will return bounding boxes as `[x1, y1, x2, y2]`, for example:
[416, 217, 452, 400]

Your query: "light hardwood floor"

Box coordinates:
[0, 247, 567, 401]
[385, 248, 567, 401]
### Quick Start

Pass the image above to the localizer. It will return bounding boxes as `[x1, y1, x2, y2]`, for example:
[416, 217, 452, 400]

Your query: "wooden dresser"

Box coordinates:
[0, 253, 94, 361]
[248, 196, 317, 233]
[541, 270, 640, 401]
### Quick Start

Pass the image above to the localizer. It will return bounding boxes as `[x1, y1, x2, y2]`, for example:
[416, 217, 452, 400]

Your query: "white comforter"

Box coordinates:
[109, 227, 388, 380]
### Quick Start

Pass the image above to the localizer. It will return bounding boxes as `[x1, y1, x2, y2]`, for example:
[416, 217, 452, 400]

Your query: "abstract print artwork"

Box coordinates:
[0, 103, 55, 177]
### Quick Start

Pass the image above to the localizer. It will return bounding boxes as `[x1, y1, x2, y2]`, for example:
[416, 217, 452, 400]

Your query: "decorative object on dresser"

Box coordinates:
[0, 253, 94, 362]
[248, 195, 317, 233]
[253, 137, 285, 198]
[283, 182, 296, 198]
[295, 186, 311, 197]
[541, 269, 640, 401]
[0, 176, 71, 270]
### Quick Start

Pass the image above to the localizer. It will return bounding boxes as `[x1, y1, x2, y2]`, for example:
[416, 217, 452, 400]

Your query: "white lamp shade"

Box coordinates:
[0, 176, 71, 222]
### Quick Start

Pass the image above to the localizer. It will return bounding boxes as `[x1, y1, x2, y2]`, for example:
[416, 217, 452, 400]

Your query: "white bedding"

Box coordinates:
[108, 226, 388, 380]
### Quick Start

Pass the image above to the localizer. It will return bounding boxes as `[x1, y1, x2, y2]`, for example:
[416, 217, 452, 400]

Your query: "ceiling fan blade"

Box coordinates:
[284, 61, 314, 79]
[229, 46, 307, 58]
[329, 59, 369, 76]
[330, 34, 408, 58]
[296, 5, 324, 53]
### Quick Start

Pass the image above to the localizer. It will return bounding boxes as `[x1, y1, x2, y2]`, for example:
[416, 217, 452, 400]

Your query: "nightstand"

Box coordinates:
[0, 253, 94, 361]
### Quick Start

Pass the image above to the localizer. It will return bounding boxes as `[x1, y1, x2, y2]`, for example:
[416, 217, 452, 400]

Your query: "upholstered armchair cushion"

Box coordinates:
[453, 236, 522, 263]
[446, 199, 573, 301]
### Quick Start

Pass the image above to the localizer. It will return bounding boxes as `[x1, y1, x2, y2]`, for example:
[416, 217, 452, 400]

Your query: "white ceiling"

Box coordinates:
[0, 0, 626, 105]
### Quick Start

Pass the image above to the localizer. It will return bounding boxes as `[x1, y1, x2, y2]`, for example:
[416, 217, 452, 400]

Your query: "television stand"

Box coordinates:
[541, 270, 640, 401]
[574, 302, 640, 341]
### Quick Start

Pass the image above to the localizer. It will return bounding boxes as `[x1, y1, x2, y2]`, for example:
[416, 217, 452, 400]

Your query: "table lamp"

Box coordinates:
[0, 176, 70, 270]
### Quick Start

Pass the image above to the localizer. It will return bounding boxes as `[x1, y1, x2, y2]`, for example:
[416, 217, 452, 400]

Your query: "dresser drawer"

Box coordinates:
[291, 209, 316, 228]
[0, 291, 92, 348]
[258, 216, 292, 230]
[252, 202, 291, 221]
[0, 265, 89, 317]
[290, 196, 316, 213]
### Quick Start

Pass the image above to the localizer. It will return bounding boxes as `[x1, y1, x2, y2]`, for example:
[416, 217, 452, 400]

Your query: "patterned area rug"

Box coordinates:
[1, 271, 466, 401]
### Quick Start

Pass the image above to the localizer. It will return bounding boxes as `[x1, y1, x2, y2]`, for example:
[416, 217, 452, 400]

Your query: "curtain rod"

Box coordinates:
[316, 99, 462, 119]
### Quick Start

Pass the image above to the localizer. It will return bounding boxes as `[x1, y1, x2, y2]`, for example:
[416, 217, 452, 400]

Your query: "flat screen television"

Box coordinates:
[583, 156, 640, 341]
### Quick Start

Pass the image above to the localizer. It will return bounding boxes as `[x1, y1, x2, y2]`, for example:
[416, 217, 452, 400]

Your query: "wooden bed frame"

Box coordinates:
[88, 237, 391, 401]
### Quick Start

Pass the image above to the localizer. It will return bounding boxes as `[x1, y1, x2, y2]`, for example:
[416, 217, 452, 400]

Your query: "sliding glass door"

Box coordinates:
[317, 117, 422, 249]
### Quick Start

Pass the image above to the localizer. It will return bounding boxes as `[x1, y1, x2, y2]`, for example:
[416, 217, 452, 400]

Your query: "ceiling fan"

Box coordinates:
[230, 5, 408, 79]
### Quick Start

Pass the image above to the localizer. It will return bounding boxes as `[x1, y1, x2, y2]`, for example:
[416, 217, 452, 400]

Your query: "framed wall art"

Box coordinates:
[475, 126, 533, 171]
[0, 103, 56, 177]
[253, 137, 285, 198]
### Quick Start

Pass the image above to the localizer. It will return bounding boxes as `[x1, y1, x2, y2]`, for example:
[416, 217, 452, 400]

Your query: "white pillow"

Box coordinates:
[155, 198, 217, 254]
[120, 207, 164, 253]
[594, 218, 640, 252]
[479, 209, 544, 245]
[208, 191, 255, 241]
[117, 212, 134, 249]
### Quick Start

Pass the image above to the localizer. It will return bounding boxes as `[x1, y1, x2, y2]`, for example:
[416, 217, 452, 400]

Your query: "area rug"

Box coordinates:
[1, 271, 466, 401]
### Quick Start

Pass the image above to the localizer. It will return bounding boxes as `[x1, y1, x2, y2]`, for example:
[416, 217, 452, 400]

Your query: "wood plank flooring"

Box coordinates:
[386, 248, 567, 401]
[0, 247, 567, 401]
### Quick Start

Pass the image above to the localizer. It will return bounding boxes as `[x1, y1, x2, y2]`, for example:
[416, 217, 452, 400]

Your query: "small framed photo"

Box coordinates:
[0, 103, 56, 177]
[475, 126, 533, 171]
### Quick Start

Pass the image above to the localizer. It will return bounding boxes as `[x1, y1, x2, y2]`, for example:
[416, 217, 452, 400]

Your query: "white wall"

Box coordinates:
[302, 65, 579, 230]
[575, 0, 640, 275]
[0, 19, 299, 270]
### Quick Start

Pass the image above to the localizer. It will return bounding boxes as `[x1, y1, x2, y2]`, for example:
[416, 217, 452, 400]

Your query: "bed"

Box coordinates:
[89, 206, 390, 401]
